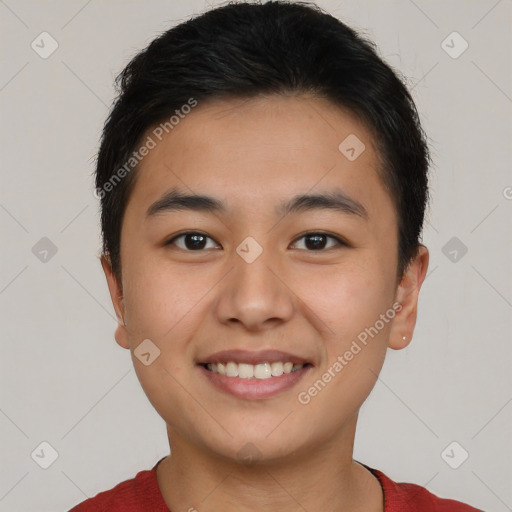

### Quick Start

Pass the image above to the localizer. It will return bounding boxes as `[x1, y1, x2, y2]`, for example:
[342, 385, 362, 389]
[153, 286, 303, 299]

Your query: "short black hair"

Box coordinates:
[95, 0, 430, 284]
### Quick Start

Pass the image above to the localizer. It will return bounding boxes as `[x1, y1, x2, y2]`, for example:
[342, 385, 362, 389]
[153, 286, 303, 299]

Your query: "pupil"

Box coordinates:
[305, 234, 326, 250]
[182, 234, 327, 250]
[185, 234, 206, 250]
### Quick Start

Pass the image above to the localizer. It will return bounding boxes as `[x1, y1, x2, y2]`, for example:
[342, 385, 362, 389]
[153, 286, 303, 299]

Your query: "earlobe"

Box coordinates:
[100, 254, 130, 350]
[388, 245, 429, 350]
[113, 323, 130, 350]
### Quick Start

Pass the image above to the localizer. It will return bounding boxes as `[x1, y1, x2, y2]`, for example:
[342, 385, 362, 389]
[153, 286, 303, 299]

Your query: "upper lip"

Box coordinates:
[199, 349, 311, 366]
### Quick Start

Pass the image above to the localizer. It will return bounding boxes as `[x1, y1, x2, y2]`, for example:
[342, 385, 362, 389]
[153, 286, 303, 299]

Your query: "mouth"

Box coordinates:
[197, 349, 313, 399]
[201, 361, 312, 380]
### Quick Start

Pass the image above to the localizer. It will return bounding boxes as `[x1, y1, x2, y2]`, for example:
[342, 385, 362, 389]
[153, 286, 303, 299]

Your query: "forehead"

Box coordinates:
[127, 94, 394, 223]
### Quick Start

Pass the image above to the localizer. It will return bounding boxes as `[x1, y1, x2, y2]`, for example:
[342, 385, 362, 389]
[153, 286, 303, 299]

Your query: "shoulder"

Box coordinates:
[364, 465, 484, 512]
[68, 460, 169, 512]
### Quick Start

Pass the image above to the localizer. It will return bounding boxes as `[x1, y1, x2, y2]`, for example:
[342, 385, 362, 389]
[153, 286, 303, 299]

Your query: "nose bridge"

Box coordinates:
[235, 243, 276, 294]
[215, 236, 294, 329]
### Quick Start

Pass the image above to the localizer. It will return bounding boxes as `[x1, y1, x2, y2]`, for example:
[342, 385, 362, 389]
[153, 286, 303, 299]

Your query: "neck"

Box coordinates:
[156, 417, 384, 512]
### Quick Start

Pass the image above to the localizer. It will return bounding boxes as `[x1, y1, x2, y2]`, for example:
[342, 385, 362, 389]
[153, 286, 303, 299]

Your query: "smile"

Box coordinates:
[199, 362, 312, 400]
[204, 361, 309, 380]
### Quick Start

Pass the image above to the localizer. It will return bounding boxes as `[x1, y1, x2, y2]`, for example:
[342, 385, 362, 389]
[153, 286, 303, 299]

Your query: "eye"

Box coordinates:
[291, 232, 346, 251]
[165, 231, 347, 252]
[165, 231, 220, 251]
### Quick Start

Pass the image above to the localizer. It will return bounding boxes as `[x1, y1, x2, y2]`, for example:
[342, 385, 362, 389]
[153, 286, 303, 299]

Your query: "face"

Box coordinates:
[103, 94, 428, 463]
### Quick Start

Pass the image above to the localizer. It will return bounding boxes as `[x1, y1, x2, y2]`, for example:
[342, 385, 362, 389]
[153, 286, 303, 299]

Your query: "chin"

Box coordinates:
[196, 424, 312, 466]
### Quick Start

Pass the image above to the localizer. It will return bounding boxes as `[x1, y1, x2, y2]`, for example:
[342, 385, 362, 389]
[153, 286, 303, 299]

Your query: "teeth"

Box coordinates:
[238, 363, 254, 378]
[254, 363, 271, 379]
[205, 361, 305, 379]
[226, 362, 238, 377]
[270, 362, 283, 376]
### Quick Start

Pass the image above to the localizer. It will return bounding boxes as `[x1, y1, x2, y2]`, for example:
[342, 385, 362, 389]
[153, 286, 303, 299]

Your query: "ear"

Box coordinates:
[100, 253, 130, 350]
[388, 244, 429, 350]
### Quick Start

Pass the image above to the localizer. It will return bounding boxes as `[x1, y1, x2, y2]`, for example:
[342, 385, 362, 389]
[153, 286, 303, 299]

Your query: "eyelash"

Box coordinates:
[164, 231, 348, 252]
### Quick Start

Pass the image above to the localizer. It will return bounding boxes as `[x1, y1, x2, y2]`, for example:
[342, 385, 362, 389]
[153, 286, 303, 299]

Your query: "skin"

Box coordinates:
[101, 94, 429, 512]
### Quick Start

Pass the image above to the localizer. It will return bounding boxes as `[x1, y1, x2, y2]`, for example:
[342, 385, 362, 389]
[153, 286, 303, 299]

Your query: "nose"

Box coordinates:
[214, 248, 295, 332]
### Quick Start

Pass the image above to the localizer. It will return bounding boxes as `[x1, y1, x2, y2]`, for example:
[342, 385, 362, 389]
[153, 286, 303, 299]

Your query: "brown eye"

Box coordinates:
[166, 232, 220, 251]
[291, 232, 346, 251]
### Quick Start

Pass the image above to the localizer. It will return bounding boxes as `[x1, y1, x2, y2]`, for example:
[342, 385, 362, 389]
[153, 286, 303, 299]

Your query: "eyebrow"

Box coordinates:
[146, 187, 368, 220]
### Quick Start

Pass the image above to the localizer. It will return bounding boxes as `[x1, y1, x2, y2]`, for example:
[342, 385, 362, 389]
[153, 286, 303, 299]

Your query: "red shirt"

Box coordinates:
[68, 458, 483, 511]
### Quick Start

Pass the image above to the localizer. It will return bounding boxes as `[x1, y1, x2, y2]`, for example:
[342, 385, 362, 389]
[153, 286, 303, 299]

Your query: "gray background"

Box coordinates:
[1, 1, 511, 511]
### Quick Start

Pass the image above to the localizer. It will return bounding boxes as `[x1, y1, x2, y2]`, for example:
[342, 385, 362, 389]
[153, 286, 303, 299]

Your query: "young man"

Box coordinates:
[70, 2, 482, 511]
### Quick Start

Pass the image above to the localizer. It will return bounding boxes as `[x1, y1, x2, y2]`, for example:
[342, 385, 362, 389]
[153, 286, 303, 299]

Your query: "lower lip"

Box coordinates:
[198, 365, 311, 400]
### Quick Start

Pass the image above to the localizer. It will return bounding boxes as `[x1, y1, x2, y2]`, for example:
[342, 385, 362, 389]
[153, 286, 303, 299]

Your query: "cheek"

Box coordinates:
[121, 249, 190, 342]
[121, 248, 223, 352]
[121, 254, 202, 418]
[293, 266, 391, 422]
[301, 259, 392, 343]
